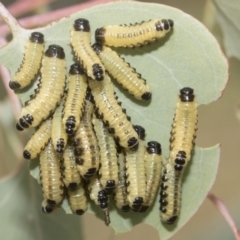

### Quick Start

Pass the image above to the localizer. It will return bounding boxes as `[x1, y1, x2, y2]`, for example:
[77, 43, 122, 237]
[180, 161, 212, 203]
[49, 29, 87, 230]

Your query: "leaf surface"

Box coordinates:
[0, 1, 228, 239]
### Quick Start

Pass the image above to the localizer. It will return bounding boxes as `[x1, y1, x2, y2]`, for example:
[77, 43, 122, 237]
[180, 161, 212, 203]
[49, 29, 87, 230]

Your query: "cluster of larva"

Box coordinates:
[8, 16, 198, 226]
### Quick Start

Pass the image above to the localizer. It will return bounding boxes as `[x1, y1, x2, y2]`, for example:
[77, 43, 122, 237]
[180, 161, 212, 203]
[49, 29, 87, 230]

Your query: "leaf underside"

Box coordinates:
[0, 1, 228, 240]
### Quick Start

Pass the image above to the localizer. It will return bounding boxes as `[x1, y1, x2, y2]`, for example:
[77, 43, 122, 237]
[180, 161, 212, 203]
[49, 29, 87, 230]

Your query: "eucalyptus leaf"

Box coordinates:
[0, 1, 228, 239]
[213, 0, 240, 59]
[0, 162, 83, 240]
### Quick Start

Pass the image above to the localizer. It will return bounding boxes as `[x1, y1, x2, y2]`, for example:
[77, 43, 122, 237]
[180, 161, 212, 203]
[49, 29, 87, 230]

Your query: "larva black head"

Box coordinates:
[16, 114, 34, 130]
[92, 64, 104, 81]
[92, 43, 102, 55]
[30, 32, 44, 43]
[68, 182, 78, 191]
[147, 141, 161, 154]
[23, 150, 31, 159]
[9, 81, 21, 90]
[83, 168, 97, 179]
[180, 87, 194, 102]
[74, 18, 90, 32]
[95, 28, 106, 45]
[76, 209, 85, 215]
[141, 92, 152, 100]
[134, 125, 145, 140]
[165, 216, 178, 225]
[168, 19, 174, 28]
[85, 88, 94, 103]
[45, 44, 65, 59]
[128, 137, 139, 151]
[42, 204, 54, 214]
[66, 116, 76, 135]
[69, 63, 85, 75]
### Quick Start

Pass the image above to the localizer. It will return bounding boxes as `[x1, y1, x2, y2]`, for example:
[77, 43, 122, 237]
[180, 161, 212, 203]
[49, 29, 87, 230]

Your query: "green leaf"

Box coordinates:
[0, 1, 228, 239]
[212, 0, 240, 59]
[0, 162, 83, 240]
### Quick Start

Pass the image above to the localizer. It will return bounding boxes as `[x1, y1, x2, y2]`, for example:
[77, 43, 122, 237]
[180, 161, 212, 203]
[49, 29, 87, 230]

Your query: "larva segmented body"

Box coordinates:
[125, 125, 146, 211]
[95, 19, 174, 48]
[51, 94, 68, 155]
[40, 140, 64, 207]
[88, 175, 110, 226]
[92, 113, 119, 195]
[140, 141, 162, 212]
[62, 63, 88, 135]
[9, 32, 44, 90]
[113, 145, 130, 212]
[23, 118, 52, 159]
[92, 44, 151, 101]
[72, 90, 100, 179]
[67, 183, 88, 215]
[16, 45, 66, 131]
[160, 87, 198, 224]
[71, 18, 104, 81]
[61, 144, 81, 191]
[88, 74, 139, 150]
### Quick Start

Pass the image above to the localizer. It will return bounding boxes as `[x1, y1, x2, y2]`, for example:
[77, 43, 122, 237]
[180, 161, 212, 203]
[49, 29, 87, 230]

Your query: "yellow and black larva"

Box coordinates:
[23, 118, 52, 160]
[88, 175, 110, 226]
[63, 63, 88, 136]
[125, 125, 146, 211]
[140, 141, 162, 212]
[51, 94, 68, 155]
[113, 143, 130, 212]
[9, 32, 44, 90]
[16, 45, 66, 131]
[92, 112, 119, 195]
[92, 44, 151, 101]
[95, 19, 174, 48]
[160, 87, 198, 224]
[72, 90, 100, 179]
[67, 183, 88, 215]
[39, 139, 64, 208]
[71, 18, 105, 81]
[88, 73, 139, 150]
[60, 143, 81, 191]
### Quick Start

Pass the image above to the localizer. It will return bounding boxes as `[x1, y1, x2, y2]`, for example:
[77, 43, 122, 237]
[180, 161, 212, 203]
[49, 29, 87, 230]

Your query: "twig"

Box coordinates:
[208, 192, 240, 240]
[0, 38, 21, 117]
[0, 0, 113, 37]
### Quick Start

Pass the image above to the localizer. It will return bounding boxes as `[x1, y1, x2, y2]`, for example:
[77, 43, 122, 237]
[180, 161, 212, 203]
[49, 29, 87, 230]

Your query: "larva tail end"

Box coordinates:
[141, 92, 152, 100]
[165, 215, 178, 225]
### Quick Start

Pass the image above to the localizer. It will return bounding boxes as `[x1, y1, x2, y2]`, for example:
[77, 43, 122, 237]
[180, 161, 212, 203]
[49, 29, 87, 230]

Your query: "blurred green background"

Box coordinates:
[0, 0, 239, 239]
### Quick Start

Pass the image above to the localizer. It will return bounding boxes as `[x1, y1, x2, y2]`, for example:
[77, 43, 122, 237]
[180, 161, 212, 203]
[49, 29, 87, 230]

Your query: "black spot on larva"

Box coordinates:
[161, 183, 168, 190]
[161, 175, 168, 182]
[175, 157, 185, 165]
[47, 199, 56, 205]
[92, 43, 102, 55]
[83, 168, 97, 179]
[75, 157, 84, 165]
[141, 92, 152, 100]
[121, 205, 131, 212]
[23, 150, 31, 159]
[155, 21, 163, 31]
[16, 123, 24, 131]
[45, 44, 65, 59]
[95, 28, 106, 45]
[100, 202, 108, 209]
[168, 19, 174, 28]
[76, 209, 85, 215]
[174, 164, 183, 171]
[180, 87, 194, 102]
[161, 19, 170, 30]
[92, 64, 104, 81]
[69, 63, 85, 75]
[166, 216, 178, 225]
[161, 192, 168, 198]
[74, 18, 90, 32]
[133, 197, 144, 205]
[134, 125, 145, 140]
[106, 180, 116, 188]
[74, 148, 83, 156]
[160, 199, 168, 206]
[146, 141, 161, 154]
[9, 81, 21, 90]
[160, 206, 167, 213]
[85, 88, 94, 103]
[68, 182, 78, 191]
[139, 206, 149, 212]
[30, 32, 44, 43]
